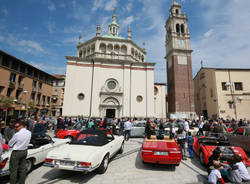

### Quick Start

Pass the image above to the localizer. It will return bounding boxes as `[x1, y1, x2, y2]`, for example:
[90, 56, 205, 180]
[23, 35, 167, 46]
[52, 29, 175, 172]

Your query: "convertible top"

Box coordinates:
[72, 129, 110, 146]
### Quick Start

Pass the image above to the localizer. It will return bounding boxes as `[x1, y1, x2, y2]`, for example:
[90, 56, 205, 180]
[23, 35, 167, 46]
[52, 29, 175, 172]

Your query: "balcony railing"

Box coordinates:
[38, 88, 42, 93]
[17, 83, 24, 90]
[9, 81, 16, 88]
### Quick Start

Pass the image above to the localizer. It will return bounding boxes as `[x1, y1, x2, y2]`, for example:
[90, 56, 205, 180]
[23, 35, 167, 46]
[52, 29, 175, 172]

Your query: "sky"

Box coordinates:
[1, 0, 250, 83]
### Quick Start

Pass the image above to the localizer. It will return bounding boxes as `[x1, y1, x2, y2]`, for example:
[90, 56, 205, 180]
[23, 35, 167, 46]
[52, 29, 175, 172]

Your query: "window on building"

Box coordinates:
[42, 95, 45, 105]
[38, 82, 42, 90]
[181, 24, 185, 33]
[176, 24, 180, 33]
[47, 97, 50, 105]
[27, 67, 33, 76]
[15, 90, 21, 100]
[175, 9, 179, 15]
[2, 56, 10, 67]
[32, 80, 37, 89]
[9, 73, 16, 82]
[20, 64, 26, 73]
[30, 92, 35, 101]
[221, 82, 227, 91]
[234, 82, 243, 90]
[34, 70, 38, 78]
[210, 88, 213, 97]
[11, 61, 18, 70]
[36, 94, 41, 105]
[7, 88, 12, 97]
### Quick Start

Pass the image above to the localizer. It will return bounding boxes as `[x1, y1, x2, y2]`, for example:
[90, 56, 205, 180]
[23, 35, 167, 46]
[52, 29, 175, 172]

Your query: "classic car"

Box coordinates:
[193, 134, 250, 167]
[131, 120, 146, 137]
[0, 135, 68, 176]
[164, 122, 198, 136]
[56, 121, 86, 140]
[141, 131, 182, 166]
[44, 129, 124, 174]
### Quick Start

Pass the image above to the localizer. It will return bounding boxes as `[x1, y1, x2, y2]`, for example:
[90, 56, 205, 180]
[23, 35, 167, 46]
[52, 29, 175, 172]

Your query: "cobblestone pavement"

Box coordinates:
[1, 137, 250, 184]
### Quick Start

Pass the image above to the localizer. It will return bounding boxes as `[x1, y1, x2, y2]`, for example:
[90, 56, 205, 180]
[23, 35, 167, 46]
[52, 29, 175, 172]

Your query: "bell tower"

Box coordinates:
[165, 1, 195, 119]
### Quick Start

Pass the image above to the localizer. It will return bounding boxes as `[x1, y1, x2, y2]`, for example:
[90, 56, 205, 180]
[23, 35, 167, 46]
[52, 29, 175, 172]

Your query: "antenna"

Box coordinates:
[201, 59, 203, 68]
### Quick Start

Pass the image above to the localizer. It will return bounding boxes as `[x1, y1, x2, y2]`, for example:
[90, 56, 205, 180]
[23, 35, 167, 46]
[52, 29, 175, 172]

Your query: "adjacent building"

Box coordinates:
[194, 67, 250, 120]
[63, 9, 166, 119]
[0, 50, 57, 119]
[51, 74, 65, 117]
[165, 1, 195, 119]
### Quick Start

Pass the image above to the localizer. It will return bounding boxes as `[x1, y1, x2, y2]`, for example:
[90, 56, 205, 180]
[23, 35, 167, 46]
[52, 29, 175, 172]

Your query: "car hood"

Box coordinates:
[47, 144, 101, 161]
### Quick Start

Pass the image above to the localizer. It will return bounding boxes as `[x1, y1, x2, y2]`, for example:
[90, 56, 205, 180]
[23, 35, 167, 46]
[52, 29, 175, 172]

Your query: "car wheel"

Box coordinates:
[97, 154, 109, 174]
[118, 142, 124, 154]
[26, 159, 33, 173]
[199, 151, 205, 165]
[65, 136, 73, 141]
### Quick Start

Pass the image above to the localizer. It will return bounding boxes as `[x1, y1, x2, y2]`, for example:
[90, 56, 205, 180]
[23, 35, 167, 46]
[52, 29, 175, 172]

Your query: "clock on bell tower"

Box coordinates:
[165, 1, 195, 119]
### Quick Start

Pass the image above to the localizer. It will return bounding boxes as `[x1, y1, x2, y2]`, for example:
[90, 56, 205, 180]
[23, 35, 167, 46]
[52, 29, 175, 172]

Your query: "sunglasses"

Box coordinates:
[15, 125, 20, 129]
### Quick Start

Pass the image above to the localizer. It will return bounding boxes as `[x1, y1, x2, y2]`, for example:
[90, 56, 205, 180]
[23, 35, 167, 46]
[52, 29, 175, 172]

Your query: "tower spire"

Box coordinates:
[78, 32, 82, 45]
[128, 26, 131, 40]
[96, 24, 101, 37]
[112, 8, 117, 23]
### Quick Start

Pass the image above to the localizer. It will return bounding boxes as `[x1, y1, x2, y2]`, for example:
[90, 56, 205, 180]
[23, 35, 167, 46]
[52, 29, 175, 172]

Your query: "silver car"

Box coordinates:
[130, 121, 146, 137]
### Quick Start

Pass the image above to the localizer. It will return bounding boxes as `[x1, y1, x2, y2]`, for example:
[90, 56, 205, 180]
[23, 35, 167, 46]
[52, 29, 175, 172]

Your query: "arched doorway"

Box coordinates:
[100, 97, 121, 118]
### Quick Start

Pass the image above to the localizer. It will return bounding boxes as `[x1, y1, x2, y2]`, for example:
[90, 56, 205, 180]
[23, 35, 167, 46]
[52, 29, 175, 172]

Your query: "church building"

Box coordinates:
[63, 9, 166, 119]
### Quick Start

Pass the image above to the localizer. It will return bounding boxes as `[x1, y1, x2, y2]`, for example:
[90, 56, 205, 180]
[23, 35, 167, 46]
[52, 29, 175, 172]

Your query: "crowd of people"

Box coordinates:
[0, 115, 250, 184]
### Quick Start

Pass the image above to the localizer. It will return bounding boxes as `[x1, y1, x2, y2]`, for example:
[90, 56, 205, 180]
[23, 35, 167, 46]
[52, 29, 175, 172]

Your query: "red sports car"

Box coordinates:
[193, 135, 250, 167]
[141, 134, 182, 166]
[56, 122, 85, 140]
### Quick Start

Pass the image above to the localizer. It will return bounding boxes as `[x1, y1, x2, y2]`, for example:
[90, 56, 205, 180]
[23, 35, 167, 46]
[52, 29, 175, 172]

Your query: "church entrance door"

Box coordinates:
[106, 109, 115, 118]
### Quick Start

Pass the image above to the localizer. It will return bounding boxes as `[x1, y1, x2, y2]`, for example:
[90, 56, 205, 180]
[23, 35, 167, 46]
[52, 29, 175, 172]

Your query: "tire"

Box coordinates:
[26, 159, 33, 173]
[199, 151, 205, 165]
[97, 155, 109, 174]
[118, 142, 124, 154]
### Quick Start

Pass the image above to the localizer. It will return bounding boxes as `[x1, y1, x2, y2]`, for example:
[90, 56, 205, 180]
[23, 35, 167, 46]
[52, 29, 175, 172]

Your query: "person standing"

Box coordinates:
[8, 120, 31, 184]
[187, 132, 194, 158]
[124, 119, 132, 141]
[198, 119, 204, 136]
[4, 120, 15, 144]
[177, 128, 187, 160]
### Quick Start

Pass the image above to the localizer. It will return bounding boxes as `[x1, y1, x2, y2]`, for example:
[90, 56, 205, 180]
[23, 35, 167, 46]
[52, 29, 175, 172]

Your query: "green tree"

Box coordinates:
[28, 101, 35, 116]
[0, 96, 14, 122]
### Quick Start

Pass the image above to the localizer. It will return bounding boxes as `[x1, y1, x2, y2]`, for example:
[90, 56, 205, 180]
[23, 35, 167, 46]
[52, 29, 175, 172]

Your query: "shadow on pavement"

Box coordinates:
[134, 150, 176, 171]
[38, 167, 96, 184]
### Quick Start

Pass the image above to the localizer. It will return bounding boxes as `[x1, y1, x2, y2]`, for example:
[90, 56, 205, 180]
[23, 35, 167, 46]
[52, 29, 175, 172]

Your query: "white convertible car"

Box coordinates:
[0, 135, 68, 176]
[44, 129, 124, 174]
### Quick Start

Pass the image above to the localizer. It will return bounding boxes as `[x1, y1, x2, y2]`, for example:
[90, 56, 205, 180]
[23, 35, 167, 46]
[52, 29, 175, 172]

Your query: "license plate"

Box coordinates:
[154, 151, 168, 155]
[60, 160, 75, 166]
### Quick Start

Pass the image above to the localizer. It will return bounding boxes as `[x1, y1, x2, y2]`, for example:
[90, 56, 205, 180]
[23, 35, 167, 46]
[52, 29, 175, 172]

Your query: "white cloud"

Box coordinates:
[48, 0, 56, 11]
[104, 0, 117, 11]
[46, 21, 55, 33]
[18, 40, 44, 52]
[204, 29, 213, 38]
[62, 37, 78, 45]
[92, 0, 117, 12]
[23, 26, 29, 30]
[125, 2, 133, 12]
[2, 8, 8, 16]
[121, 16, 134, 27]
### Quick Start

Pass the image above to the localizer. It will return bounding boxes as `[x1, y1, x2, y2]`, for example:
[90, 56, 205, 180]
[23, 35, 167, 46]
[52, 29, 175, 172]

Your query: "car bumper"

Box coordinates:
[0, 169, 10, 176]
[43, 163, 94, 172]
[142, 155, 182, 165]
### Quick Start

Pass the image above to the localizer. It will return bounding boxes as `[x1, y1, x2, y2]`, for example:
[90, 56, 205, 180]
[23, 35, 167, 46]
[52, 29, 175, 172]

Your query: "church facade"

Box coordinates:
[63, 10, 166, 119]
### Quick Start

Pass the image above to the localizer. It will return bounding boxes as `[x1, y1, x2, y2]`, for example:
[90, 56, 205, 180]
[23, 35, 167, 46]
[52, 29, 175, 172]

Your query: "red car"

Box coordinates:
[141, 134, 182, 166]
[56, 122, 85, 140]
[193, 135, 250, 167]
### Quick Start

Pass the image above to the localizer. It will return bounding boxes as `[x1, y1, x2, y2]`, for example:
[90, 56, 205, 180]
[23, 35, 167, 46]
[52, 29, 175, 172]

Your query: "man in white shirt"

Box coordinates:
[124, 119, 132, 141]
[8, 119, 31, 184]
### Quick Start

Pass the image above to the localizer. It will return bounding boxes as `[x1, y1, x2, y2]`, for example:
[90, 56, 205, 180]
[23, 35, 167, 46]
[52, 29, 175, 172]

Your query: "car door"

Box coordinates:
[106, 134, 118, 157]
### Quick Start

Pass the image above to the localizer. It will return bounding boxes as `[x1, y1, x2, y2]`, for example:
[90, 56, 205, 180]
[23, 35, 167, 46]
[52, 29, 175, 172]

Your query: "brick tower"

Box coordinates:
[165, 1, 195, 119]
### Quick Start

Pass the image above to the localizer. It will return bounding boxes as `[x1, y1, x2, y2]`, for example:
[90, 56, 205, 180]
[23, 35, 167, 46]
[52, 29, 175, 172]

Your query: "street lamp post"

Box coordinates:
[225, 70, 237, 120]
